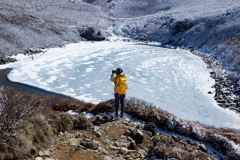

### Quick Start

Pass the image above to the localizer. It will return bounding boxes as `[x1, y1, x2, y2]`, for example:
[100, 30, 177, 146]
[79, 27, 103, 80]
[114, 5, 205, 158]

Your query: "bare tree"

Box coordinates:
[0, 86, 39, 142]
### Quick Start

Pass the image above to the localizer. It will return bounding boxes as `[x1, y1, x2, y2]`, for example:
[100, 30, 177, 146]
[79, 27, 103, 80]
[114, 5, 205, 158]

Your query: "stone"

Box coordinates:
[80, 139, 99, 149]
[95, 131, 102, 137]
[77, 26, 105, 41]
[136, 144, 148, 152]
[38, 150, 51, 157]
[171, 135, 180, 142]
[127, 137, 134, 142]
[76, 133, 88, 139]
[45, 158, 55, 160]
[102, 139, 113, 145]
[119, 147, 128, 154]
[199, 143, 207, 152]
[131, 128, 144, 144]
[128, 141, 136, 150]
[143, 122, 156, 136]
[69, 138, 81, 146]
[124, 129, 131, 136]
[109, 145, 120, 150]
[98, 146, 110, 155]
[138, 149, 147, 156]
[146, 131, 152, 137]
[38, 151, 45, 157]
[94, 126, 100, 132]
[103, 156, 113, 160]
[35, 157, 43, 160]
[187, 140, 195, 146]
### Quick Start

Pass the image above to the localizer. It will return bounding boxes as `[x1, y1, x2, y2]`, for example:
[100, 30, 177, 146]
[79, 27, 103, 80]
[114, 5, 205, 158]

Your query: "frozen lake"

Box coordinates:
[2, 41, 240, 129]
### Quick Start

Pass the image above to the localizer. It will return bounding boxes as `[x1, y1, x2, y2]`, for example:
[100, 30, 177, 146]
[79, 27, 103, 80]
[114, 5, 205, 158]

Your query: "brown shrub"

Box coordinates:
[0, 86, 95, 159]
[87, 99, 114, 115]
[152, 135, 214, 160]
[48, 113, 75, 134]
[73, 115, 92, 130]
[0, 86, 40, 142]
[0, 114, 53, 160]
[50, 96, 91, 113]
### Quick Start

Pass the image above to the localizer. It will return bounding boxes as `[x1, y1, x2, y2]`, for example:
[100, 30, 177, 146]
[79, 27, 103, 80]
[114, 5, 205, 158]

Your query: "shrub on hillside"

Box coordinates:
[0, 86, 39, 142]
[151, 135, 213, 160]
[87, 99, 114, 115]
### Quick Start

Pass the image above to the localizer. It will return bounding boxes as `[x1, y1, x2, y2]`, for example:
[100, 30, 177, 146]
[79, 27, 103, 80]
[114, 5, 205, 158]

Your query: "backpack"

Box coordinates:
[114, 74, 128, 94]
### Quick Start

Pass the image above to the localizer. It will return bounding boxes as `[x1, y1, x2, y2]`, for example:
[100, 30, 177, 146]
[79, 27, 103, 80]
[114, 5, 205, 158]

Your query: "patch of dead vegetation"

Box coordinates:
[151, 134, 216, 160]
[0, 86, 93, 160]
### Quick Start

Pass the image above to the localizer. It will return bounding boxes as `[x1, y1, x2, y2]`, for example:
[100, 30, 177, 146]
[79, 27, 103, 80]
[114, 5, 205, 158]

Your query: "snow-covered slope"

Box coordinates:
[1, 0, 240, 81]
[0, 0, 110, 56]
[111, 0, 240, 79]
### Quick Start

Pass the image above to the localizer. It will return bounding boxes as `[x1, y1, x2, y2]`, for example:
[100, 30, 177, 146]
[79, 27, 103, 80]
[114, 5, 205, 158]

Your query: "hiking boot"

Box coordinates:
[115, 113, 118, 118]
[120, 114, 124, 118]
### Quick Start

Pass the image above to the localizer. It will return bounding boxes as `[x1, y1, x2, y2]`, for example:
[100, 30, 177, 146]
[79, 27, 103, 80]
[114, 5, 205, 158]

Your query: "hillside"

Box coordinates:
[0, 0, 240, 81]
[0, 87, 239, 160]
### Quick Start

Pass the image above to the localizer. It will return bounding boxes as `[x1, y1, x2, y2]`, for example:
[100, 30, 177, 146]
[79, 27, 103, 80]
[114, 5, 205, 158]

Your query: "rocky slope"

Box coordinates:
[0, 0, 110, 57]
[34, 114, 217, 160]
[110, 0, 240, 79]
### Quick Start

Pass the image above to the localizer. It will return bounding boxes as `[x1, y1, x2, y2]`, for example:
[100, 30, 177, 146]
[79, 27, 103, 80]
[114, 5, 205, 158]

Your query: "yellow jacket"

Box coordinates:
[110, 73, 128, 94]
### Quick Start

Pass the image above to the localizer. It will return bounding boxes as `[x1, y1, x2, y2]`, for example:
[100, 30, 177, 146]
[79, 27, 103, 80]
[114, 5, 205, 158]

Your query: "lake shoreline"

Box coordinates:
[0, 68, 72, 99]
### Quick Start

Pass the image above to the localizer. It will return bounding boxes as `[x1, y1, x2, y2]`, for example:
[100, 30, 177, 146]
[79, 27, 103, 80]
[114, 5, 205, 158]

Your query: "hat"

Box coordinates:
[116, 67, 123, 75]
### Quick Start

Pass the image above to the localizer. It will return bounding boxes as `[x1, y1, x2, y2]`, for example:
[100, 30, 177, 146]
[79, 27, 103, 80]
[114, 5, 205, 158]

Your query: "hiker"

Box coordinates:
[110, 67, 128, 118]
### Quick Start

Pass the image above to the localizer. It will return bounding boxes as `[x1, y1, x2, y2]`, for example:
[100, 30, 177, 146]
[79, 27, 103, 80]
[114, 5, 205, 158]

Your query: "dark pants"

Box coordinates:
[114, 93, 125, 117]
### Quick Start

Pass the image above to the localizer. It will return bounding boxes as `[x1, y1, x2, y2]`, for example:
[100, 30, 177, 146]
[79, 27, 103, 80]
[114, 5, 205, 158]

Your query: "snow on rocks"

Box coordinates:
[191, 50, 240, 112]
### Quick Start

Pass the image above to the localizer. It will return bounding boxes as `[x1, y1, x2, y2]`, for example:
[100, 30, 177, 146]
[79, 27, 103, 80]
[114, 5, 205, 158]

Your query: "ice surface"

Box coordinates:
[5, 41, 240, 129]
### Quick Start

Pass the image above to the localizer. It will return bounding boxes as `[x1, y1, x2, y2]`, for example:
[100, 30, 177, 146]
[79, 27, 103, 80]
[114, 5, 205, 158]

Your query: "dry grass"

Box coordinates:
[151, 135, 213, 160]
[0, 86, 93, 160]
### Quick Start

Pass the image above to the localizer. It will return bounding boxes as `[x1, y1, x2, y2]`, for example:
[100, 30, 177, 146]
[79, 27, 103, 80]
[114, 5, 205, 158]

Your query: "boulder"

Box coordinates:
[79, 139, 99, 150]
[143, 122, 156, 136]
[0, 57, 7, 64]
[130, 128, 144, 144]
[77, 26, 105, 41]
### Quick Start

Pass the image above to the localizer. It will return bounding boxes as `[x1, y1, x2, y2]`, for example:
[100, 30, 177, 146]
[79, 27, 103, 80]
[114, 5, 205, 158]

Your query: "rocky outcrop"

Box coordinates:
[35, 114, 216, 160]
[77, 26, 106, 41]
[24, 48, 44, 55]
[0, 57, 16, 65]
[191, 50, 240, 111]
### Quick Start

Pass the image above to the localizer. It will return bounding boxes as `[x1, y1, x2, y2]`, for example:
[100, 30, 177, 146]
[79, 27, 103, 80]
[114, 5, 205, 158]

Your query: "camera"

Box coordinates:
[112, 70, 116, 74]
